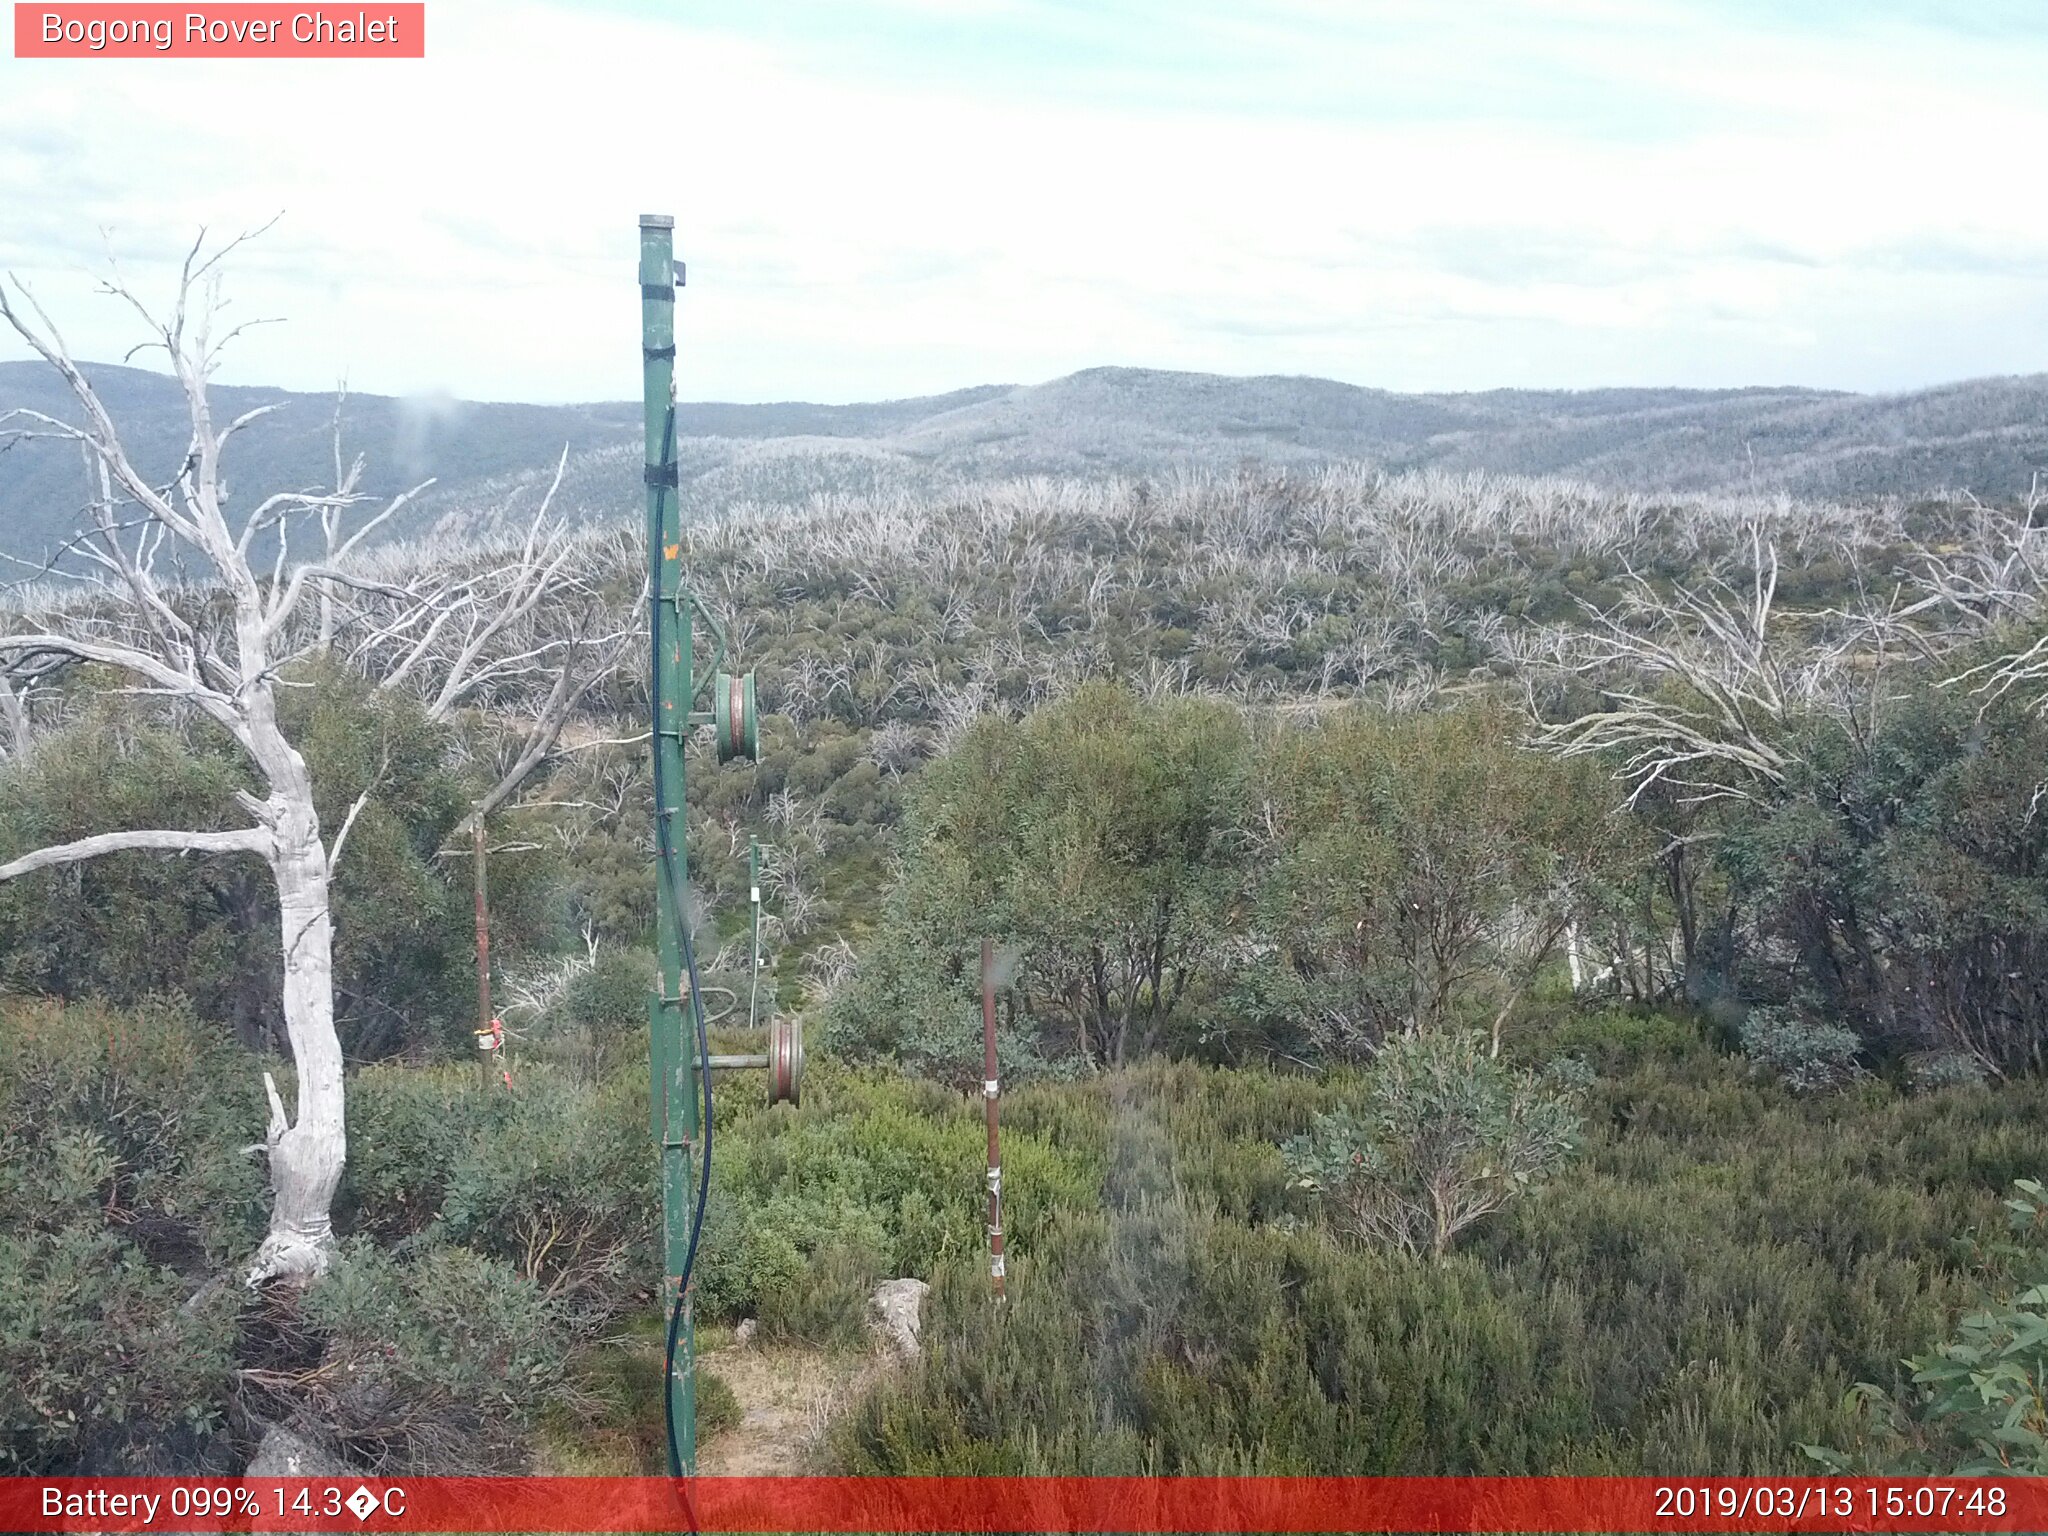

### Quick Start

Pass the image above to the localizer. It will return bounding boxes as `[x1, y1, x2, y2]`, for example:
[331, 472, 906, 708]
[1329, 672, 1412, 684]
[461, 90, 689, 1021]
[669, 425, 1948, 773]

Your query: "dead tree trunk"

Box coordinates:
[256, 811, 347, 1279]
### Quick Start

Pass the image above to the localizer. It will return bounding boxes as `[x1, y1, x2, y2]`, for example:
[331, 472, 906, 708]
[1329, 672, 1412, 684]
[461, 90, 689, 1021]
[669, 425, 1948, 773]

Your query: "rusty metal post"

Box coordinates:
[982, 937, 1006, 1304]
[473, 817, 492, 1087]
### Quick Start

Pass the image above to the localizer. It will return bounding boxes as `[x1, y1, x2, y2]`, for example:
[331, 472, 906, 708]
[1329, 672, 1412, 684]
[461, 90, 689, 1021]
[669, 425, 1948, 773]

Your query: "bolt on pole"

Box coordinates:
[641, 211, 699, 1475]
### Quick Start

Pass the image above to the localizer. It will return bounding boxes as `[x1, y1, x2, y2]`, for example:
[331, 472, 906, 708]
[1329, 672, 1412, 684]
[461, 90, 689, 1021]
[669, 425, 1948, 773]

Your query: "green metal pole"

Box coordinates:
[640, 212, 697, 1474]
[748, 837, 761, 1031]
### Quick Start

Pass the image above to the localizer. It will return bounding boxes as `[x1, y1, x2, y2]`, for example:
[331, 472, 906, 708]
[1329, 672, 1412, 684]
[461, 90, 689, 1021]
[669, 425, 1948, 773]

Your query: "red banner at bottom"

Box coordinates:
[6, 1475, 2039, 1533]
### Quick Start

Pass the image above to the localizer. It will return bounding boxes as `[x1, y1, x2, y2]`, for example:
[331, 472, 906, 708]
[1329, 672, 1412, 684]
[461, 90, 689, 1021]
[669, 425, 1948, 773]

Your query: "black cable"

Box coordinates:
[650, 397, 713, 1485]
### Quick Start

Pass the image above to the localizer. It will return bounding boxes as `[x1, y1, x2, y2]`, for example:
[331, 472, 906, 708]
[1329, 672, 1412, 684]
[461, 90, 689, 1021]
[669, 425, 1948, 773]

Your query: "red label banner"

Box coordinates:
[2, 1476, 2042, 1533]
[13, 4, 425, 57]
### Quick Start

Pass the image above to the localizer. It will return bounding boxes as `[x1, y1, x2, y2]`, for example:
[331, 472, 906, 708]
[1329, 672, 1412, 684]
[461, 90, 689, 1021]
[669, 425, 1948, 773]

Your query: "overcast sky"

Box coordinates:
[3, 0, 2046, 404]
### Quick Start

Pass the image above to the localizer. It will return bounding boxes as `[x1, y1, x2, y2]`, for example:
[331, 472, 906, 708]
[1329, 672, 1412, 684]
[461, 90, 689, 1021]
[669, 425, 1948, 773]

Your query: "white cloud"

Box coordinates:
[1, 0, 2044, 401]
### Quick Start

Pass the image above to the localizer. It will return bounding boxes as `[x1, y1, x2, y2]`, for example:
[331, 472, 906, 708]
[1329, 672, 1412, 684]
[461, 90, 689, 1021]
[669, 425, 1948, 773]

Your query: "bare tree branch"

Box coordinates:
[0, 825, 272, 881]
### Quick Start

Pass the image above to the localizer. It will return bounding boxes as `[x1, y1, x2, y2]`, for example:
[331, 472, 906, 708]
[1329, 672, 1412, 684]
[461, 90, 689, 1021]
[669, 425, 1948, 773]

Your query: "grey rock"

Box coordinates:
[869, 1278, 930, 1358]
[247, 1423, 346, 1478]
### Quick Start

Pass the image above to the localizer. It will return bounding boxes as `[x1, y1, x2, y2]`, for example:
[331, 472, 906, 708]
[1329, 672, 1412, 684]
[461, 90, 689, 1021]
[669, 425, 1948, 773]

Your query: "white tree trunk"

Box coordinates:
[247, 799, 347, 1283]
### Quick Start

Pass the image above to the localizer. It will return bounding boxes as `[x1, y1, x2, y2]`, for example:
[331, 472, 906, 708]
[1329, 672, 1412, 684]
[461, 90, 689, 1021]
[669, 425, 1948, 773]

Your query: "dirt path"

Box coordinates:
[695, 1342, 879, 1475]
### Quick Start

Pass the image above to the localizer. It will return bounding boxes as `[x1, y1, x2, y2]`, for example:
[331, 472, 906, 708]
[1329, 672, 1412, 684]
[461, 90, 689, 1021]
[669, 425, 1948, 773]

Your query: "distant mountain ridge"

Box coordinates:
[4, 361, 2044, 566]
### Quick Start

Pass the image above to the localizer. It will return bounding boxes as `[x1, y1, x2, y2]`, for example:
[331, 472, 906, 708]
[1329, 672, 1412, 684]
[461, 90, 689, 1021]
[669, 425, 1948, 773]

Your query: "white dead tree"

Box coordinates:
[309, 386, 430, 650]
[0, 672, 24, 761]
[0, 652, 72, 765]
[1529, 534, 1809, 808]
[0, 239, 411, 1281]
[343, 493, 637, 838]
[1908, 486, 2048, 713]
[0, 237, 623, 1282]
[1524, 533, 1848, 997]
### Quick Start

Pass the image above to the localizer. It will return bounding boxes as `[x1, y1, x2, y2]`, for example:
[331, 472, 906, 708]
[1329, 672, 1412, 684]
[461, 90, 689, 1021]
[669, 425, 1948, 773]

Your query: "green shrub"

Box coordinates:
[1728, 683, 2048, 1075]
[1529, 1007, 1713, 1078]
[1248, 700, 1632, 1053]
[439, 1072, 652, 1327]
[1283, 1031, 1586, 1257]
[299, 1240, 574, 1473]
[695, 1062, 1098, 1329]
[0, 708, 261, 1031]
[339, 1065, 482, 1239]
[758, 1242, 888, 1349]
[343, 1062, 655, 1328]
[0, 998, 257, 1473]
[1807, 1179, 2048, 1475]
[834, 683, 1250, 1072]
[1740, 1008, 1864, 1095]
[694, 1194, 809, 1323]
[838, 689, 1636, 1076]
[697, 1367, 743, 1439]
[565, 948, 651, 1038]
[1907, 1051, 1990, 1094]
[0, 996, 267, 1262]
[826, 1049, 2048, 1475]
[0, 1223, 238, 1474]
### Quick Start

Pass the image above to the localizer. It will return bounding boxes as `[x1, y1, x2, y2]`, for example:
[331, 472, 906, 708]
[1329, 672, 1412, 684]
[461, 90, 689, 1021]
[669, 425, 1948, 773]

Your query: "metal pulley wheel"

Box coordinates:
[766, 1015, 803, 1106]
[713, 670, 759, 763]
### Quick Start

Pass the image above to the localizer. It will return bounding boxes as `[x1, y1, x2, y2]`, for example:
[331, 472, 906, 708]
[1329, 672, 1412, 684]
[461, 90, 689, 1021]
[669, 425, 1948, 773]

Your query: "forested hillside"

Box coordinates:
[10, 360, 2048, 573]
[4, 448, 2048, 1482]
[8, 437, 2048, 1477]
